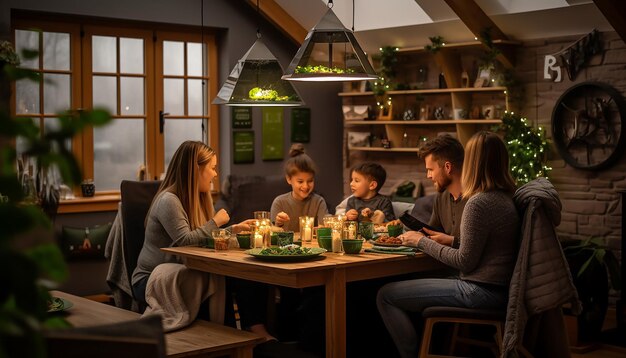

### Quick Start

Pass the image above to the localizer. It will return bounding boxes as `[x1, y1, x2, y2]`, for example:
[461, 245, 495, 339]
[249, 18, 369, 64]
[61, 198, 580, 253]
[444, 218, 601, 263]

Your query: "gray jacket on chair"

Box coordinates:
[503, 178, 582, 357]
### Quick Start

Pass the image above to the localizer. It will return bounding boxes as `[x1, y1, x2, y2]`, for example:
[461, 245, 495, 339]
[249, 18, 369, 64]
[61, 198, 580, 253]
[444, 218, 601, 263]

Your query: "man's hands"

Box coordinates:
[422, 227, 454, 246]
[398, 228, 455, 247]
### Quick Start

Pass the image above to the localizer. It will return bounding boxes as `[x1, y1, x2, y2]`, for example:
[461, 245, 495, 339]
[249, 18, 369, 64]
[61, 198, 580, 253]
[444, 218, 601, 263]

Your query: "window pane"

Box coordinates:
[93, 75, 117, 113]
[92, 35, 117, 73]
[43, 32, 70, 71]
[120, 77, 144, 115]
[16, 118, 39, 159]
[44, 73, 70, 114]
[187, 79, 205, 116]
[43, 118, 72, 151]
[94, 119, 145, 190]
[164, 118, 204, 169]
[187, 42, 204, 76]
[16, 78, 40, 114]
[120, 37, 143, 74]
[163, 41, 184, 76]
[15, 29, 39, 69]
[164, 78, 184, 115]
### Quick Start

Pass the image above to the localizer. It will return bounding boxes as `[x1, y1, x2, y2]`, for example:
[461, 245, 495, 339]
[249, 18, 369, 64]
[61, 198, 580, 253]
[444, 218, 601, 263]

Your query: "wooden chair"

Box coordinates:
[419, 306, 505, 357]
[45, 314, 166, 358]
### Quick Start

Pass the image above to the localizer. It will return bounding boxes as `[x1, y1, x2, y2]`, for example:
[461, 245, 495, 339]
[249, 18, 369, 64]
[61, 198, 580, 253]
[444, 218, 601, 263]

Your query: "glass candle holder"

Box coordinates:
[342, 221, 358, 240]
[299, 216, 314, 242]
[254, 211, 271, 220]
[253, 219, 271, 248]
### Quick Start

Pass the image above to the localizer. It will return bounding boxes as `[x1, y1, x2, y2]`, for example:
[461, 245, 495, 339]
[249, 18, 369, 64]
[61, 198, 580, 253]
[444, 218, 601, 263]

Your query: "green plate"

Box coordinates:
[47, 297, 73, 313]
[246, 247, 327, 262]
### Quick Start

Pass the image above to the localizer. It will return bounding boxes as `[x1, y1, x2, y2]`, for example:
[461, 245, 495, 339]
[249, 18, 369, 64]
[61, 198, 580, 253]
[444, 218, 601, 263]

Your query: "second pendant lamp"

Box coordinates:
[282, 0, 378, 82]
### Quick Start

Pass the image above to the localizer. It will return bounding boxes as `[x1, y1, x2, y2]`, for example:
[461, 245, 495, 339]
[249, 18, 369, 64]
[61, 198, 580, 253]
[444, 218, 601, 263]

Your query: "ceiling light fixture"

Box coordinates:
[213, 0, 303, 106]
[281, 0, 378, 82]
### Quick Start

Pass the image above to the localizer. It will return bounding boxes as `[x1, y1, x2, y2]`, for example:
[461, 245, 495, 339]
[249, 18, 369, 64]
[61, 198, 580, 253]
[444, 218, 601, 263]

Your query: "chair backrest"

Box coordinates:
[120, 180, 161, 299]
[46, 314, 166, 358]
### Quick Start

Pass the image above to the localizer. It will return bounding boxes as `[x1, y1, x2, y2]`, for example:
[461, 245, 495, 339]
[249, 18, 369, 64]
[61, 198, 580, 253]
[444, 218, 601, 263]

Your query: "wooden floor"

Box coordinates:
[570, 308, 626, 358]
[571, 345, 626, 358]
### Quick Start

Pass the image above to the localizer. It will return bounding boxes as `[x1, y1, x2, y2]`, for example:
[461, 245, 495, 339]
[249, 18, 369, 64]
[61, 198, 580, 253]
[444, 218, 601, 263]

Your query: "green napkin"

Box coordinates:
[365, 247, 417, 256]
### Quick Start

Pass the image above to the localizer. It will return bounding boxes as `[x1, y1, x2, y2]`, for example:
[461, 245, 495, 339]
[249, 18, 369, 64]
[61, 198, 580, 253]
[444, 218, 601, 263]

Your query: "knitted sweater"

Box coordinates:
[347, 194, 395, 222]
[270, 192, 328, 232]
[132, 191, 219, 286]
[418, 190, 519, 286]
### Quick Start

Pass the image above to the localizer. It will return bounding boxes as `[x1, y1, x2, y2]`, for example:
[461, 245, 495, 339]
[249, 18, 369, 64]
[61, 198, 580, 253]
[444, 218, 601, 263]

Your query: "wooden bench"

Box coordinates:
[51, 291, 264, 357]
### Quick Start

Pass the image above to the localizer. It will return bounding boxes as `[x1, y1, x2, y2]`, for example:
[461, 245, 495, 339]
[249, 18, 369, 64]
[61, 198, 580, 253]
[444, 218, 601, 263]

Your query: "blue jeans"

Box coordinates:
[376, 278, 508, 358]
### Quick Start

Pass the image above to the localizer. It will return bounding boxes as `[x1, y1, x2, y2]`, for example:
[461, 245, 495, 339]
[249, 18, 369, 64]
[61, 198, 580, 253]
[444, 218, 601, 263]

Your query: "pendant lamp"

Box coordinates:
[282, 0, 377, 82]
[213, 1, 303, 106]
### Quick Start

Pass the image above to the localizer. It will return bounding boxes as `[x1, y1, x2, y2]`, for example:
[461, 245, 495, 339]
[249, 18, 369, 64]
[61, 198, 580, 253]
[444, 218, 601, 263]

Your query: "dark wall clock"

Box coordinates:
[551, 82, 626, 170]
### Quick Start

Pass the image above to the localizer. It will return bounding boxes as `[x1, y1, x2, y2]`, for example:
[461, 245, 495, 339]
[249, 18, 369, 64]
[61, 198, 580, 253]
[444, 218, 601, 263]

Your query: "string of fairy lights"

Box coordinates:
[500, 111, 552, 185]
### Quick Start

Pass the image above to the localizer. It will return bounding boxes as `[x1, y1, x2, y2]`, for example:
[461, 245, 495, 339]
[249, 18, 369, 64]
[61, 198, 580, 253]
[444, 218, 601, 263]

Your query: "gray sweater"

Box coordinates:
[418, 190, 519, 287]
[270, 192, 328, 232]
[132, 191, 219, 286]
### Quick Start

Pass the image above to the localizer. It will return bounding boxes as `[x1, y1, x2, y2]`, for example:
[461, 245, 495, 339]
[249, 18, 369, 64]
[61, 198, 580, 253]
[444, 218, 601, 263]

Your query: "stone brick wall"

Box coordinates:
[342, 32, 625, 258]
[517, 31, 625, 254]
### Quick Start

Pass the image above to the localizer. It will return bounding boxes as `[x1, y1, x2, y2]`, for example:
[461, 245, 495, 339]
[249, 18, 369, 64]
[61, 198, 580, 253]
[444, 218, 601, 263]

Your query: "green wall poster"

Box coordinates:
[232, 107, 252, 129]
[291, 107, 310, 143]
[233, 131, 254, 164]
[262, 107, 283, 160]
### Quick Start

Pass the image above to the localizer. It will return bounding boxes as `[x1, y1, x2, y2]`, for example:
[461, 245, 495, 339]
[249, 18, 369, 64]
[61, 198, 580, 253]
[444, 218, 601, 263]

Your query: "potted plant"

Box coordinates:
[562, 237, 622, 343]
[0, 41, 112, 357]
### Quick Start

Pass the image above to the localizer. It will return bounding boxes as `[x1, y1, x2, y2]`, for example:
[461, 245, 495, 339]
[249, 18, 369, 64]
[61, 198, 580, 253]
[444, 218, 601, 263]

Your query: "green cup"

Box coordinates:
[359, 222, 374, 240]
[317, 236, 333, 251]
[317, 227, 332, 237]
[387, 224, 403, 238]
[236, 233, 252, 249]
[342, 239, 363, 254]
[277, 231, 294, 246]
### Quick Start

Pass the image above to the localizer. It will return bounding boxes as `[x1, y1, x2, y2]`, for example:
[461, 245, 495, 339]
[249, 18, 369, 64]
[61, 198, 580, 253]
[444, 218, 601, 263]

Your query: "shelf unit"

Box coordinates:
[341, 41, 513, 150]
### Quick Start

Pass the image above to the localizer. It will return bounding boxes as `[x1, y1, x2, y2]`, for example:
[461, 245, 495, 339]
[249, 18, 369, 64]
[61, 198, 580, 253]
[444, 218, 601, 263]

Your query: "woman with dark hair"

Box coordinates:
[377, 131, 519, 357]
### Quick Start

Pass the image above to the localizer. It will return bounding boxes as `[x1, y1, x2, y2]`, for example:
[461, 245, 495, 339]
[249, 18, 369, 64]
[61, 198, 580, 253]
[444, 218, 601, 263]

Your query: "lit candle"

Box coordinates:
[332, 230, 343, 253]
[303, 226, 312, 242]
[254, 232, 263, 248]
[348, 223, 356, 240]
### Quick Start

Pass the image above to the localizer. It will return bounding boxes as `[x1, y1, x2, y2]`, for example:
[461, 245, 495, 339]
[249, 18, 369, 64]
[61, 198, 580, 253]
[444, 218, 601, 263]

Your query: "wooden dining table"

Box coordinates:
[162, 242, 444, 358]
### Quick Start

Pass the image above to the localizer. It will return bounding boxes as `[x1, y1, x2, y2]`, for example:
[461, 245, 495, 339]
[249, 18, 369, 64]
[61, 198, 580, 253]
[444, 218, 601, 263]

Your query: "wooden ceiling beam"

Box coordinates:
[443, 0, 515, 68]
[592, 0, 626, 43]
[245, 0, 307, 45]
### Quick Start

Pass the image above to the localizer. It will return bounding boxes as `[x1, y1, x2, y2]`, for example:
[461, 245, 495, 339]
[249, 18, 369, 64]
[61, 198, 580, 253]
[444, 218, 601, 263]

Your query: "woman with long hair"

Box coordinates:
[377, 131, 519, 357]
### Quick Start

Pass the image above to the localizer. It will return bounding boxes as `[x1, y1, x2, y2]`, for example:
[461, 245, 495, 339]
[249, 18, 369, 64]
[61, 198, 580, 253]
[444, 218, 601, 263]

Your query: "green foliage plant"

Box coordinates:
[563, 237, 621, 291]
[424, 36, 445, 53]
[494, 111, 551, 185]
[0, 39, 112, 357]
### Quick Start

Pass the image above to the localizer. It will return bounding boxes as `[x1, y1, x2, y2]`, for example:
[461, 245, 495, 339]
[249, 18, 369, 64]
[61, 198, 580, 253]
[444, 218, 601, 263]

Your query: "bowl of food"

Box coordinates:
[342, 239, 363, 254]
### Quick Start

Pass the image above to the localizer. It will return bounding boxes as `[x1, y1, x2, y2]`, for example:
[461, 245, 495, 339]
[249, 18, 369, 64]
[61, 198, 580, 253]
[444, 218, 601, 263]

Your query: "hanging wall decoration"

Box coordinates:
[262, 107, 284, 160]
[233, 130, 255, 164]
[291, 108, 310, 143]
[232, 107, 252, 129]
[544, 29, 602, 82]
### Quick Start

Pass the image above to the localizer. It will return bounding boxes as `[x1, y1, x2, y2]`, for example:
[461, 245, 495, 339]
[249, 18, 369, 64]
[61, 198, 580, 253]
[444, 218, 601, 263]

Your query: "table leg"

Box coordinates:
[325, 268, 346, 358]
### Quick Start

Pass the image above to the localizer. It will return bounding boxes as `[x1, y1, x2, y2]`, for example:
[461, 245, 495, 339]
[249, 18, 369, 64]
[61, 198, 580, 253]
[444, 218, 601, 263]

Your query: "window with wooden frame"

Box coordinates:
[12, 15, 219, 211]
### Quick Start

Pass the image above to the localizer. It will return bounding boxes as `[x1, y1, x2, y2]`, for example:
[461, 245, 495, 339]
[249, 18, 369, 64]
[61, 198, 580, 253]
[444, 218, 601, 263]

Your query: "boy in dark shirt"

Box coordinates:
[346, 162, 395, 223]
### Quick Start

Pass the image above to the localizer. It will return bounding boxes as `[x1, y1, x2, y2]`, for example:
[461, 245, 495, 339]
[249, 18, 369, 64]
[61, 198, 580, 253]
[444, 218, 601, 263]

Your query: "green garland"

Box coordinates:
[495, 112, 552, 185]
[425, 36, 445, 53]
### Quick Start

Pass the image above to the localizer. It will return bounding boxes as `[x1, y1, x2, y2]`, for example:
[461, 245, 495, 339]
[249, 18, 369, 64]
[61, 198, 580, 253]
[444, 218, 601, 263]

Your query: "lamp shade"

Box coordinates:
[213, 38, 304, 106]
[282, 8, 378, 82]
